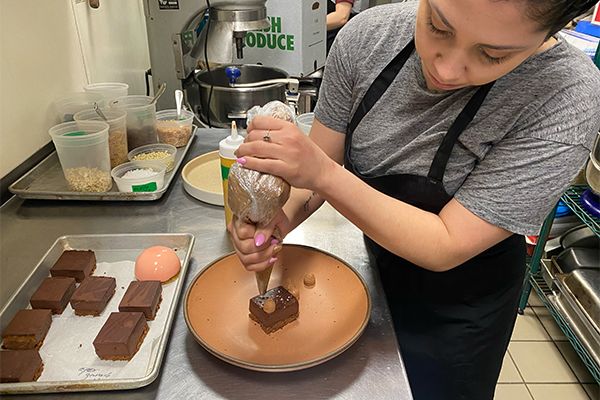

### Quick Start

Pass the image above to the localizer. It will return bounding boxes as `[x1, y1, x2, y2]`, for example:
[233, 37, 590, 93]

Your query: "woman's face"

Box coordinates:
[415, 0, 551, 91]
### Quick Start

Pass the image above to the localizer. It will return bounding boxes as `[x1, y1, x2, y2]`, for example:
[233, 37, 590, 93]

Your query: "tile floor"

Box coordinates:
[494, 291, 600, 400]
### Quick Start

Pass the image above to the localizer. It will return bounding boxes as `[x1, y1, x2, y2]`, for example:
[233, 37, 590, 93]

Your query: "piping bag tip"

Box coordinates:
[255, 263, 274, 296]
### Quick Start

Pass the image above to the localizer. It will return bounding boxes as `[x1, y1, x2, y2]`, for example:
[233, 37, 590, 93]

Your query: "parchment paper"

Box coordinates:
[37, 260, 179, 382]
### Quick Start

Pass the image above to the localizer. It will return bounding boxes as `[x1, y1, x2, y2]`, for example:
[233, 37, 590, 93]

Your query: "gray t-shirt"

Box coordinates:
[314, 2, 600, 235]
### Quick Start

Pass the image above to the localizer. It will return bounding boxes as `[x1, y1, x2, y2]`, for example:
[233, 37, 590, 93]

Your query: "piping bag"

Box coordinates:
[227, 101, 294, 295]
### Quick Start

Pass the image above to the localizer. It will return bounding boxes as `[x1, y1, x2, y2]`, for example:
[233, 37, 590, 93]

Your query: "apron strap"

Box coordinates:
[427, 81, 495, 181]
[347, 39, 415, 136]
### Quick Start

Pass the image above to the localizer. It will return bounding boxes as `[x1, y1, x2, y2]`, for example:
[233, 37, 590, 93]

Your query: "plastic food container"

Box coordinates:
[48, 121, 112, 192]
[111, 160, 166, 192]
[73, 108, 128, 169]
[109, 95, 158, 151]
[53, 93, 104, 122]
[296, 112, 314, 135]
[156, 109, 195, 147]
[128, 143, 176, 173]
[83, 82, 129, 104]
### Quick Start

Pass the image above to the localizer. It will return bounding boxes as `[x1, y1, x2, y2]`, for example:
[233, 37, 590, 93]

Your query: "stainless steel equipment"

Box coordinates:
[192, 64, 289, 128]
[143, 0, 271, 111]
[144, 0, 326, 126]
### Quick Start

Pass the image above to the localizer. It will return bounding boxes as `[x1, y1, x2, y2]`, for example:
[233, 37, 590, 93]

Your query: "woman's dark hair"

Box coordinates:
[516, 0, 598, 39]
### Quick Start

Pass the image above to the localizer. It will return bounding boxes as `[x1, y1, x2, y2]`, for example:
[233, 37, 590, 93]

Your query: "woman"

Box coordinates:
[229, 0, 600, 399]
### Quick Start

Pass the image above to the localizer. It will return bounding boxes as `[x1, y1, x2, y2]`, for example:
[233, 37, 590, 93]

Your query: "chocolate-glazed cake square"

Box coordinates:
[249, 286, 299, 334]
[93, 312, 149, 361]
[119, 280, 162, 320]
[50, 250, 96, 283]
[30, 276, 76, 314]
[0, 350, 44, 383]
[1, 309, 52, 350]
[70, 276, 116, 316]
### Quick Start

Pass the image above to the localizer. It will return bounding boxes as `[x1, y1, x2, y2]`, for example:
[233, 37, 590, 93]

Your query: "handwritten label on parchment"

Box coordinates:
[78, 368, 113, 380]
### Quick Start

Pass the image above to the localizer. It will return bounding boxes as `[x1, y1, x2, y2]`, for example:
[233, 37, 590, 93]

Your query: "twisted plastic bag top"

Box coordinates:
[227, 100, 292, 225]
[246, 100, 296, 125]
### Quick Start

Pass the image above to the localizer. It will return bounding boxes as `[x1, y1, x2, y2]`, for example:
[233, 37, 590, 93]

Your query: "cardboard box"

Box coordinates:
[240, 0, 327, 77]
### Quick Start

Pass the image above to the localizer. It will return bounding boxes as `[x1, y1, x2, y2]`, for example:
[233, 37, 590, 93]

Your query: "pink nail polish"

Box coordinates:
[236, 157, 246, 165]
[271, 238, 279, 245]
[269, 257, 278, 264]
[255, 234, 266, 247]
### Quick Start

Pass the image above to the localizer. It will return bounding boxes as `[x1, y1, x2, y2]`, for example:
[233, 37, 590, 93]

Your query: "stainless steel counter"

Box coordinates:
[0, 130, 412, 399]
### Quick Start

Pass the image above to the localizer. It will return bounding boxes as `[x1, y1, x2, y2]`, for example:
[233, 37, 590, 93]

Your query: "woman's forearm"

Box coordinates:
[280, 187, 325, 237]
[314, 162, 511, 271]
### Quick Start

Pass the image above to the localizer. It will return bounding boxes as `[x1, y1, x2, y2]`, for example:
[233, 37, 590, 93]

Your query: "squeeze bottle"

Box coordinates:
[219, 121, 244, 227]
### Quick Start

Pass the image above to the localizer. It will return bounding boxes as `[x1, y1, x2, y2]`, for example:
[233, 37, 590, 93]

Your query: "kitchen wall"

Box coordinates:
[0, 0, 151, 179]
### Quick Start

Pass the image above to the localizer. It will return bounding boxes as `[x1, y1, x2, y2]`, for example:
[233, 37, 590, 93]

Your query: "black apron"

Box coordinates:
[345, 39, 526, 400]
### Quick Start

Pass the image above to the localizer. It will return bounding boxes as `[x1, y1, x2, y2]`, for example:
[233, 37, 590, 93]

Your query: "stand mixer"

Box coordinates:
[144, 0, 271, 110]
[144, 0, 324, 124]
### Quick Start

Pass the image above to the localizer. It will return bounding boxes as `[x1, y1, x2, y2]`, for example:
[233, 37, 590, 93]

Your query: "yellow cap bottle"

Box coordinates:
[219, 121, 244, 227]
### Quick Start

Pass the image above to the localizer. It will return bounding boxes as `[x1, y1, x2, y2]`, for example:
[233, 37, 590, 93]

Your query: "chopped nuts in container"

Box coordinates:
[127, 144, 176, 173]
[108, 127, 129, 169]
[64, 167, 112, 192]
[156, 109, 195, 147]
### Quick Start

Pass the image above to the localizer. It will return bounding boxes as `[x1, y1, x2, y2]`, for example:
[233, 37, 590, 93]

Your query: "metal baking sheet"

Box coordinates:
[8, 126, 197, 201]
[0, 233, 194, 394]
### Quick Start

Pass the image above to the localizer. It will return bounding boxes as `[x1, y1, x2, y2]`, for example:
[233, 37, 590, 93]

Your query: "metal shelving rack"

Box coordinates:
[519, 184, 600, 384]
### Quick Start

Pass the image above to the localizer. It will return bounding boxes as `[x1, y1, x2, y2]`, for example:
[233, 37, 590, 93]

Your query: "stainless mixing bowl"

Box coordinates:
[192, 65, 289, 128]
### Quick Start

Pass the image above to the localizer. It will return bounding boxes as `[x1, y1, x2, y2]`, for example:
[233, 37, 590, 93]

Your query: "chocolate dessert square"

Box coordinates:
[50, 250, 96, 282]
[30, 276, 76, 314]
[70, 276, 116, 316]
[1, 309, 52, 350]
[249, 286, 299, 334]
[93, 312, 149, 361]
[0, 350, 44, 383]
[119, 280, 162, 320]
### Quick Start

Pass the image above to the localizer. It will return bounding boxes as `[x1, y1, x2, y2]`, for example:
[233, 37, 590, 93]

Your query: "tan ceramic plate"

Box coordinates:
[181, 150, 224, 206]
[184, 244, 371, 372]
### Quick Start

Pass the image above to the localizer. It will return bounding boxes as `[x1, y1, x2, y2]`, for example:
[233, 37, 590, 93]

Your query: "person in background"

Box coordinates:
[231, 0, 600, 399]
[327, 0, 356, 54]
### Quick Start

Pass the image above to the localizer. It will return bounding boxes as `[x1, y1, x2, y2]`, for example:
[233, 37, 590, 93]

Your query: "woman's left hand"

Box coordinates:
[235, 115, 336, 192]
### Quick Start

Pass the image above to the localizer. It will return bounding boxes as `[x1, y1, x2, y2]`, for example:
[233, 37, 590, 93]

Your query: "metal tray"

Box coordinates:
[0, 233, 194, 394]
[558, 269, 600, 335]
[549, 290, 600, 367]
[541, 258, 558, 291]
[8, 126, 197, 201]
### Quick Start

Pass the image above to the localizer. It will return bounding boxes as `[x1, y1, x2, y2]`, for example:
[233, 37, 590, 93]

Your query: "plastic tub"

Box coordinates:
[53, 92, 104, 122]
[297, 112, 314, 135]
[109, 95, 158, 151]
[83, 83, 129, 104]
[48, 121, 112, 192]
[128, 143, 176, 173]
[111, 160, 166, 192]
[73, 108, 128, 169]
[156, 109, 195, 147]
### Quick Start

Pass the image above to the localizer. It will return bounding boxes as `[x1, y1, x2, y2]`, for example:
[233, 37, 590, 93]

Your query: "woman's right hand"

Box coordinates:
[227, 210, 288, 272]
